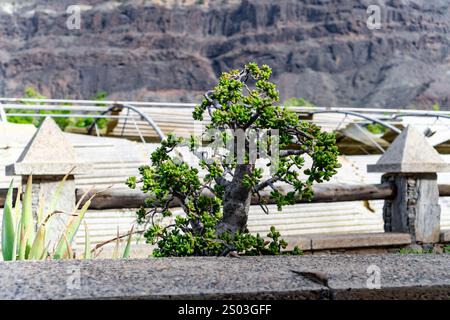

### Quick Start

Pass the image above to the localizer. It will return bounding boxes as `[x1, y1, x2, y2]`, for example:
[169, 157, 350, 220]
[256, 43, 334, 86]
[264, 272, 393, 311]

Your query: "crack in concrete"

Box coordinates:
[290, 269, 334, 299]
[290, 270, 329, 287]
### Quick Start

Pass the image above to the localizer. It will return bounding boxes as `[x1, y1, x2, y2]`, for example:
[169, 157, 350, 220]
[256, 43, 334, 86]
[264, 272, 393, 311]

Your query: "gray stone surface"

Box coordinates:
[368, 126, 448, 244]
[368, 126, 450, 173]
[5, 118, 92, 246]
[0, 254, 448, 300]
[26, 176, 77, 245]
[441, 230, 450, 243]
[282, 233, 411, 252]
[308, 232, 411, 251]
[281, 236, 312, 251]
[383, 174, 442, 243]
[9, 117, 92, 175]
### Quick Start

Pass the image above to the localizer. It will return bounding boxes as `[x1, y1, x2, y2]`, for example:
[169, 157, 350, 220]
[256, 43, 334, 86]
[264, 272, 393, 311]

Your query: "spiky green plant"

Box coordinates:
[1, 176, 134, 261]
[1, 174, 90, 261]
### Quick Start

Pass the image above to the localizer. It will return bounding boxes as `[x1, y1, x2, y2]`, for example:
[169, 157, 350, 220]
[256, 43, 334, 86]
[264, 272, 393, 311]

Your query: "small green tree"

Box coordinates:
[128, 63, 340, 257]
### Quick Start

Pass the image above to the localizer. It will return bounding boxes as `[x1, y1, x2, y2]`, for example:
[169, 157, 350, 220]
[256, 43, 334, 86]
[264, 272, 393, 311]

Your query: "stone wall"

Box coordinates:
[0, 254, 448, 299]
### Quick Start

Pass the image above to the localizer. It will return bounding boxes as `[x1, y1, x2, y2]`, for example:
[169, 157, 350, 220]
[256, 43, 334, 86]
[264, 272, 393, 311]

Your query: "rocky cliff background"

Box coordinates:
[0, 0, 449, 109]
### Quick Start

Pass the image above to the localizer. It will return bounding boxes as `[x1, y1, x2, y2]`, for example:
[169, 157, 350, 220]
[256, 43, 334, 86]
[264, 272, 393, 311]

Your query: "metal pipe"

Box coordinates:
[0, 104, 109, 112]
[0, 98, 197, 108]
[85, 104, 166, 141]
[122, 104, 166, 140]
[5, 113, 134, 119]
[309, 110, 402, 134]
[392, 113, 450, 121]
[0, 106, 6, 123]
[1, 98, 450, 116]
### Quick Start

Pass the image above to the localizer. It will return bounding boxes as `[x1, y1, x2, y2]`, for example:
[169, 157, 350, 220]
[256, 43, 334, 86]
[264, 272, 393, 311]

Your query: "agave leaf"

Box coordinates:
[74, 185, 94, 214]
[93, 247, 103, 259]
[47, 168, 74, 217]
[21, 175, 35, 259]
[58, 230, 74, 259]
[53, 198, 91, 260]
[122, 226, 134, 259]
[29, 224, 46, 260]
[39, 246, 48, 260]
[13, 184, 22, 259]
[1, 181, 15, 261]
[43, 170, 74, 246]
[11, 219, 21, 261]
[18, 226, 31, 260]
[112, 227, 120, 259]
[83, 221, 91, 259]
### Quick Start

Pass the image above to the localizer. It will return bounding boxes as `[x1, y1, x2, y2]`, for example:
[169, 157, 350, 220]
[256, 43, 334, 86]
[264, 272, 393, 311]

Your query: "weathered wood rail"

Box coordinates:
[75, 183, 395, 210]
[0, 188, 17, 208]
[1, 183, 450, 209]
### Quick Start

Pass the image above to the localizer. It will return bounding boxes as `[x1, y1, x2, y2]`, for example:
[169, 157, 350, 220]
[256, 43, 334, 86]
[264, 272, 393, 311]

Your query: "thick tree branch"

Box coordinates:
[279, 149, 308, 157]
[243, 112, 260, 130]
[255, 176, 281, 192]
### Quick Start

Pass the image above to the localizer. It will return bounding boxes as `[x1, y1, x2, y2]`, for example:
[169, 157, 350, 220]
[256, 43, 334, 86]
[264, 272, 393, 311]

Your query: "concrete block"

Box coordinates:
[309, 232, 411, 250]
[368, 125, 450, 173]
[0, 254, 449, 299]
[441, 230, 450, 243]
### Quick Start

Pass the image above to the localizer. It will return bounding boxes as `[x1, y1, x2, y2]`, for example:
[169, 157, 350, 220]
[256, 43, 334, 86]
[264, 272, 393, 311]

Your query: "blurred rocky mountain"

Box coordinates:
[0, 0, 449, 108]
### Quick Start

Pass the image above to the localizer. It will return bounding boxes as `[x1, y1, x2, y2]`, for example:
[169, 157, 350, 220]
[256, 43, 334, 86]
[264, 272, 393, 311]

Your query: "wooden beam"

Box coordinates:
[0, 189, 18, 208]
[76, 183, 395, 210]
[3, 183, 449, 209]
[439, 184, 450, 197]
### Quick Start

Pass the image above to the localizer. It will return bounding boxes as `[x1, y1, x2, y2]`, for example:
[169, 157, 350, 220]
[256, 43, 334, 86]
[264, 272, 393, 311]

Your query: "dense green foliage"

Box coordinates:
[365, 123, 387, 135]
[128, 62, 340, 257]
[284, 97, 316, 108]
[6, 87, 70, 130]
[399, 246, 450, 254]
[74, 91, 109, 129]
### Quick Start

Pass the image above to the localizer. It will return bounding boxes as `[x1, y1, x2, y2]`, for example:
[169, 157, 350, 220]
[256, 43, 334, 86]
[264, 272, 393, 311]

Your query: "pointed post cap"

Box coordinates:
[7, 117, 92, 176]
[367, 125, 450, 173]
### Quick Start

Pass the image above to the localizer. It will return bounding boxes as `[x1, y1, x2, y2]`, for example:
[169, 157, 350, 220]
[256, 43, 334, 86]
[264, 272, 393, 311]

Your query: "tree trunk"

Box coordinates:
[217, 164, 253, 234]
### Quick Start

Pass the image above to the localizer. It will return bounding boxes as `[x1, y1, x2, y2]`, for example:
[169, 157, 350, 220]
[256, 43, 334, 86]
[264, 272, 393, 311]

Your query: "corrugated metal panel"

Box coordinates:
[110, 107, 205, 139]
[248, 201, 384, 235]
[108, 109, 361, 139]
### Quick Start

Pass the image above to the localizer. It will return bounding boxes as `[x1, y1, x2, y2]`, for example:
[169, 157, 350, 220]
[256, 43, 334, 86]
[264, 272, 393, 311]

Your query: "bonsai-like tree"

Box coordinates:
[127, 63, 340, 256]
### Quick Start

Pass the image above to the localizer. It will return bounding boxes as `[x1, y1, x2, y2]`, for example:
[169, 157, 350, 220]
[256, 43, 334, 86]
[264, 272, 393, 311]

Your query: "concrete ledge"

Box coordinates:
[283, 236, 312, 251]
[310, 232, 411, 250]
[7, 162, 92, 176]
[283, 233, 411, 252]
[0, 254, 448, 300]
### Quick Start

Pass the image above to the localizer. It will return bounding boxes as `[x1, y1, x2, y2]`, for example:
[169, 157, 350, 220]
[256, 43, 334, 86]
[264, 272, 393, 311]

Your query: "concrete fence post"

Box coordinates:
[6, 117, 91, 244]
[368, 125, 450, 244]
